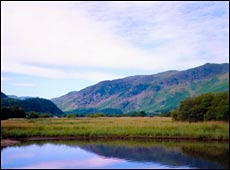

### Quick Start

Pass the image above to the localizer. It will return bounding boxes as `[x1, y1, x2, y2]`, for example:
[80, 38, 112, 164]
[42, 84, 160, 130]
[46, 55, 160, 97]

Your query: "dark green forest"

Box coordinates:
[170, 92, 229, 122]
[1, 92, 64, 119]
[1, 106, 26, 120]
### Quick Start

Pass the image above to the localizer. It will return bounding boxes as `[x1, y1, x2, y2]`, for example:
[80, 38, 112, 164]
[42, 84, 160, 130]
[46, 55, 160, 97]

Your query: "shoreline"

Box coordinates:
[1, 139, 21, 147]
[2, 117, 228, 147]
[1, 135, 229, 147]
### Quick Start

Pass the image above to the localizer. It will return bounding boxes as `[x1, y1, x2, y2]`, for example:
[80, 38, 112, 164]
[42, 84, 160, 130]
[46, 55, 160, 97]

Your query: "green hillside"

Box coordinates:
[52, 63, 229, 115]
[1, 93, 64, 117]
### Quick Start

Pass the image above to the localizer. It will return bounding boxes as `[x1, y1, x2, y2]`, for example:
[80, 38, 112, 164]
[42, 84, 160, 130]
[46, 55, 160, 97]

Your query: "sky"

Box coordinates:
[1, 1, 229, 99]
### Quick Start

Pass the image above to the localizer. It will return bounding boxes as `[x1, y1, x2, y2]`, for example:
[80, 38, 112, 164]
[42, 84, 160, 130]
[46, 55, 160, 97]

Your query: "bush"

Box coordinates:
[129, 111, 146, 117]
[171, 92, 229, 122]
[67, 114, 76, 118]
[26, 111, 39, 119]
[39, 113, 51, 118]
[1, 106, 26, 120]
[87, 113, 105, 117]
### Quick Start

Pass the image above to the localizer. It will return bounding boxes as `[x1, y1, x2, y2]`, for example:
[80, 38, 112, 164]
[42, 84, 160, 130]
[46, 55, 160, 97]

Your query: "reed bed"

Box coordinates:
[1, 117, 229, 140]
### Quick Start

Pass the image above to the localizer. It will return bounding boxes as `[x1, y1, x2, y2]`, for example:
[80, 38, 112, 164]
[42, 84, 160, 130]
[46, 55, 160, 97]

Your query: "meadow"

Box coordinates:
[1, 117, 229, 140]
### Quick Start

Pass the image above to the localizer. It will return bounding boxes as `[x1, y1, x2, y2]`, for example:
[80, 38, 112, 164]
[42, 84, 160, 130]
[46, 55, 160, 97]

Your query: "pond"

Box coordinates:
[1, 139, 229, 169]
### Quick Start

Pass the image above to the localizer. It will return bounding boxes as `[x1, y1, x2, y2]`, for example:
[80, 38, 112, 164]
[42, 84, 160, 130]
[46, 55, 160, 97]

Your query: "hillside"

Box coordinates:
[52, 63, 229, 114]
[7, 95, 33, 100]
[1, 93, 64, 116]
[1, 92, 8, 99]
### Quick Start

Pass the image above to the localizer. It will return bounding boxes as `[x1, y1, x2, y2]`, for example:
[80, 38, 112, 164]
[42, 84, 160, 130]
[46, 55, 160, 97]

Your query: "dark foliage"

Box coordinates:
[1, 92, 8, 99]
[1, 96, 64, 117]
[66, 108, 123, 116]
[87, 113, 105, 117]
[39, 113, 52, 118]
[127, 111, 147, 117]
[170, 92, 229, 122]
[66, 114, 77, 118]
[26, 111, 39, 119]
[1, 106, 26, 120]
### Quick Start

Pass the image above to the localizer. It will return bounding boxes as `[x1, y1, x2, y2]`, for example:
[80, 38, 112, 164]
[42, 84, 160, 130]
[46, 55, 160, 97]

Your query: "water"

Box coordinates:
[1, 140, 229, 169]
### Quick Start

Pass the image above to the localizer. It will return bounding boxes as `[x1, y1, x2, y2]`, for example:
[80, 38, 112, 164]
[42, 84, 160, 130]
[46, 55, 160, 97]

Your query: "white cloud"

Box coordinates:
[1, 62, 121, 81]
[17, 156, 124, 169]
[1, 1, 229, 81]
[90, 1, 228, 67]
[1, 2, 146, 69]
[10, 83, 35, 87]
[1, 75, 35, 88]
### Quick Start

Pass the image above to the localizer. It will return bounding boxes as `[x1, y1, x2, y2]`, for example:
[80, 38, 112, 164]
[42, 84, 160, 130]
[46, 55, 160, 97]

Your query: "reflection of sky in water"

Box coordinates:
[1, 142, 224, 169]
[1, 143, 191, 169]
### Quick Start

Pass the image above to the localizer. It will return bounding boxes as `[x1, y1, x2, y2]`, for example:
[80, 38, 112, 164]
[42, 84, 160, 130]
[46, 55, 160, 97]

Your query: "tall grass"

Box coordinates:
[1, 117, 229, 140]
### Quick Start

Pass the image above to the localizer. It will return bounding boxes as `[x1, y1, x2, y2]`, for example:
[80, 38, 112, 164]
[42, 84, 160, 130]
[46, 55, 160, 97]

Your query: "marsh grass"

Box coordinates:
[1, 117, 229, 140]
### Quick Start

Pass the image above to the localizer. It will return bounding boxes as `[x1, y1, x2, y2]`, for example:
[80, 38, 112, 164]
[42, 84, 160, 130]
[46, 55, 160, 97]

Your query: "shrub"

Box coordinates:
[1, 106, 26, 120]
[26, 111, 39, 119]
[87, 113, 105, 117]
[39, 113, 51, 118]
[67, 114, 77, 118]
[171, 92, 229, 122]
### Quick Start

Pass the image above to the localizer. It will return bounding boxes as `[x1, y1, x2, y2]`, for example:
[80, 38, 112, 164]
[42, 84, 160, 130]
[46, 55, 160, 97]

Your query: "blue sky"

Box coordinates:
[1, 1, 229, 99]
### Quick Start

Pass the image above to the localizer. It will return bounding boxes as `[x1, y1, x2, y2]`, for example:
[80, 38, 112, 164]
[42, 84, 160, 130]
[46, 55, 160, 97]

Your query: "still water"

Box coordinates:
[1, 139, 229, 169]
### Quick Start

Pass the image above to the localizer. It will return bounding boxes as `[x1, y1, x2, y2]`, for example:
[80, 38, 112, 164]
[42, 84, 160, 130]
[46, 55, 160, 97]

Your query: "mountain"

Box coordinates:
[78, 144, 223, 169]
[1, 94, 64, 116]
[1, 92, 8, 99]
[7, 95, 34, 100]
[52, 63, 229, 114]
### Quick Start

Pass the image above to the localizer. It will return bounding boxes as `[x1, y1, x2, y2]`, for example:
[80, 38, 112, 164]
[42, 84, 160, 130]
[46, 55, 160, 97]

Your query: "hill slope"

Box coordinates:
[52, 63, 229, 114]
[1, 94, 64, 116]
[1, 92, 8, 99]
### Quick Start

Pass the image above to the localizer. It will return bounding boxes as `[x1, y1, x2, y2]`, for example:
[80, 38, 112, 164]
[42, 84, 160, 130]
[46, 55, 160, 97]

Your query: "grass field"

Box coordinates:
[1, 117, 229, 140]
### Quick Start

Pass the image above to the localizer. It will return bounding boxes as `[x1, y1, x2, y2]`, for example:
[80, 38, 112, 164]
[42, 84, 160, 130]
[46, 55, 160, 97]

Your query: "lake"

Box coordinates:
[1, 139, 229, 169]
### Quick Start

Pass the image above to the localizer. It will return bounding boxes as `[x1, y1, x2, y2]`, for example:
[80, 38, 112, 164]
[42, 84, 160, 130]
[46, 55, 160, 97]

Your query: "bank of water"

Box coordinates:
[1, 139, 229, 169]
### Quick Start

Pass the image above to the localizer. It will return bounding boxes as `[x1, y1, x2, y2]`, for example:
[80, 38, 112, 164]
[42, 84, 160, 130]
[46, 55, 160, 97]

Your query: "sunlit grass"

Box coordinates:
[1, 117, 229, 140]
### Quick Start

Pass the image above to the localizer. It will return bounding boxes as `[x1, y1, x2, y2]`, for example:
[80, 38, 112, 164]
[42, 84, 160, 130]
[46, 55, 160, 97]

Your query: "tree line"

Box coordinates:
[2, 92, 228, 121]
[1, 97, 64, 116]
[1, 106, 148, 119]
[170, 92, 229, 122]
[65, 111, 147, 118]
[1, 106, 52, 120]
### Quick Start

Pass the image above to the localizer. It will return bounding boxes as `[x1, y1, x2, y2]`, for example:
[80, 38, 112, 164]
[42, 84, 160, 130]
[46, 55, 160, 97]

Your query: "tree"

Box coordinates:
[39, 113, 51, 118]
[1, 106, 26, 120]
[26, 111, 39, 119]
[130, 111, 146, 117]
[87, 113, 105, 117]
[67, 114, 76, 118]
[171, 92, 229, 122]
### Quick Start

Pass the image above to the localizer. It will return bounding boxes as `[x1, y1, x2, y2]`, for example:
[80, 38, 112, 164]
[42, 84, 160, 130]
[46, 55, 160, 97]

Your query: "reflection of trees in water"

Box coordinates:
[3, 139, 228, 169]
[182, 145, 229, 169]
[79, 144, 224, 169]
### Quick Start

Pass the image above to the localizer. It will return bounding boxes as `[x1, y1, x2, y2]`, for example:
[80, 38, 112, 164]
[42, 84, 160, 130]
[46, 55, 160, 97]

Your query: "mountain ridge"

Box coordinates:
[52, 63, 229, 114]
[1, 92, 64, 116]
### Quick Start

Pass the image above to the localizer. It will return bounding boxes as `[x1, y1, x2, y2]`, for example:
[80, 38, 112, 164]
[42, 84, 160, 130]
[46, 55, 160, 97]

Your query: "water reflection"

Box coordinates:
[1, 139, 229, 169]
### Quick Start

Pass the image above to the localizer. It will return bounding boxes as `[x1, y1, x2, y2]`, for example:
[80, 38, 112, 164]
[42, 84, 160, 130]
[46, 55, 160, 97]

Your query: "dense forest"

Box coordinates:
[170, 92, 229, 122]
[1, 106, 26, 120]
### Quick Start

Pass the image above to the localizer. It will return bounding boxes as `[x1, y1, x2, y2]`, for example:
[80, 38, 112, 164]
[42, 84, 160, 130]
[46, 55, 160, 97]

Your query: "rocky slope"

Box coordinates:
[52, 63, 229, 114]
